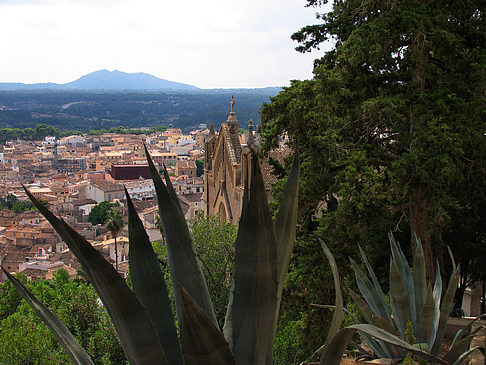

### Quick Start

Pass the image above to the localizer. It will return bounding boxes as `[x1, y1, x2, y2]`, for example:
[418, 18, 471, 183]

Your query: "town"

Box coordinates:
[0, 98, 282, 281]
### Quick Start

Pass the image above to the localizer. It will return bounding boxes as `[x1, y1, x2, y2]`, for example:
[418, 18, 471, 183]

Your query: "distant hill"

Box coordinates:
[0, 70, 199, 91]
[63, 70, 199, 90]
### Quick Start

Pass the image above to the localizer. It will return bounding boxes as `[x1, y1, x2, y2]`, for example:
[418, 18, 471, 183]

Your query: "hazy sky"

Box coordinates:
[0, 0, 331, 89]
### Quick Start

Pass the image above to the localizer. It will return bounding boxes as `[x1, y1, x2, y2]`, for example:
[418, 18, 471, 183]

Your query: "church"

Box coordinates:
[203, 96, 257, 225]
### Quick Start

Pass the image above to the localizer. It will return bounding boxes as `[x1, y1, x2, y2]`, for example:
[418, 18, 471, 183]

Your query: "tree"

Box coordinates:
[195, 159, 204, 177]
[106, 208, 125, 272]
[261, 0, 486, 282]
[152, 213, 237, 326]
[88, 201, 118, 226]
[0, 272, 124, 364]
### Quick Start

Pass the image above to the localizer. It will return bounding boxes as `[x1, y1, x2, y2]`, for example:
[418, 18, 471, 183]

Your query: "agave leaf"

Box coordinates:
[274, 148, 299, 308]
[388, 233, 416, 328]
[320, 324, 448, 365]
[444, 334, 477, 364]
[222, 278, 234, 348]
[358, 245, 392, 323]
[23, 187, 167, 365]
[451, 314, 486, 346]
[266, 149, 299, 360]
[430, 262, 442, 347]
[319, 239, 344, 360]
[349, 289, 374, 324]
[389, 259, 411, 340]
[350, 258, 386, 319]
[319, 327, 357, 365]
[451, 346, 485, 365]
[126, 188, 183, 365]
[372, 315, 398, 336]
[177, 283, 236, 365]
[431, 264, 460, 355]
[231, 152, 279, 364]
[417, 286, 435, 343]
[144, 145, 218, 327]
[1, 267, 94, 365]
[413, 234, 426, 332]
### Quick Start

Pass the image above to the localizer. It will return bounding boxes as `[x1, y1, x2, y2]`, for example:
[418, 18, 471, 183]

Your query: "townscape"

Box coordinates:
[0, 99, 266, 281]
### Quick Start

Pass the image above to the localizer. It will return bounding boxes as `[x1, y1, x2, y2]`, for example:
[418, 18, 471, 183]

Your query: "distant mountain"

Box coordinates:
[0, 69, 199, 91]
[64, 69, 199, 90]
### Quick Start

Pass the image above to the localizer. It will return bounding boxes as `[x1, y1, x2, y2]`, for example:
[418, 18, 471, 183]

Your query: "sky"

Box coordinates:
[0, 0, 331, 89]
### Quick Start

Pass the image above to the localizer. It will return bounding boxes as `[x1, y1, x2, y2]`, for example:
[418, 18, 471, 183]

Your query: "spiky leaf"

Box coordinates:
[431, 263, 459, 355]
[126, 188, 183, 365]
[145, 145, 218, 327]
[230, 152, 279, 364]
[319, 238, 343, 359]
[389, 259, 411, 340]
[24, 186, 167, 365]
[177, 283, 236, 365]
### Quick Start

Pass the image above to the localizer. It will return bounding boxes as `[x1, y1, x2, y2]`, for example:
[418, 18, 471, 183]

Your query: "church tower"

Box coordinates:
[227, 95, 239, 136]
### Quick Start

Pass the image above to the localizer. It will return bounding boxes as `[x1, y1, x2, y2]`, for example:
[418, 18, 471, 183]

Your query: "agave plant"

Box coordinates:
[331, 233, 485, 364]
[3, 145, 347, 365]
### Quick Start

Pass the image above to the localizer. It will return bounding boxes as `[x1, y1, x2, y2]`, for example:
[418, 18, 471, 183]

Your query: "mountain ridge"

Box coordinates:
[0, 69, 200, 91]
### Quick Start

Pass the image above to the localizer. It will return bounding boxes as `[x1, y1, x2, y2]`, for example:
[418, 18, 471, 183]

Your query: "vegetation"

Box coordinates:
[0, 194, 34, 213]
[0, 90, 274, 133]
[0, 270, 124, 365]
[88, 201, 120, 226]
[106, 208, 125, 272]
[260, 0, 486, 358]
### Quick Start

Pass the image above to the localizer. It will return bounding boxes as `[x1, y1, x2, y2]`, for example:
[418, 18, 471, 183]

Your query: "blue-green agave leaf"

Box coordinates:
[430, 262, 442, 347]
[177, 283, 236, 365]
[350, 257, 387, 319]
[23, 186, 167, 365]
[444, 334, 477, 364]
[358, 244, 392, 323]
[451, 346, 485, 365]
[388, 233, 416, 328]
[417, 287, 435, 343]
[431, 264, 460, 355]
[319, 239, 343, 360]
[451, 314, 486, 346]
[413, 234, 426, 334]
[389, 259, 411, 340]
[1, 267, 94, 365]
[230, 152, 279, 364]
[321, 324, 448, 365]
[145, 145, 218, 327]
[126, 188, 183, 365]
[349, 289, 374, 325]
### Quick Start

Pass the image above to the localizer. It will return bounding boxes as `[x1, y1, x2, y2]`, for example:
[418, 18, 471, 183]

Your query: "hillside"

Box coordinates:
[0, 90, 279, 131]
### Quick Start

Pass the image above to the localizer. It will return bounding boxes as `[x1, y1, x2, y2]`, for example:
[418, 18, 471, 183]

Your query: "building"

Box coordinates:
[85, 180, 125, 203]
[203, 97, 253, 224]
[109, 164, 151, 180]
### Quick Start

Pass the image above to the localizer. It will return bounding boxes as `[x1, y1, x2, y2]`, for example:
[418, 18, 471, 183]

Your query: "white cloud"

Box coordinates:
[0, 0, 328, 88]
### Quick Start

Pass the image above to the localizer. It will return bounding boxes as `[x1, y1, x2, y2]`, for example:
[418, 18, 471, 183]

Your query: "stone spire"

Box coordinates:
[226, 95, 238, 135]
[248, 119, 254, 146]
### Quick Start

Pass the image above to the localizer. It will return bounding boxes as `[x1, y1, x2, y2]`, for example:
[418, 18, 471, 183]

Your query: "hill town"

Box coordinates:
[0, 97, 282, 281]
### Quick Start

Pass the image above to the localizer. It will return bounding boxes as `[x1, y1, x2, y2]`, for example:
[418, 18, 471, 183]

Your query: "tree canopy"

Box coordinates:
[260, 1, 485, 360]
[88, 201, 119, 226]
[261, 0, 486, 281]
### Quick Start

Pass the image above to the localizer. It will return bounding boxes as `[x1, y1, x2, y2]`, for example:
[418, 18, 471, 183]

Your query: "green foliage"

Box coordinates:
[195, 159, 204, 177]
[0, 274, 124, 365]
[88, 201, 119, 226]
[190, 212, 237, 326]
[0, 194, 33, 212]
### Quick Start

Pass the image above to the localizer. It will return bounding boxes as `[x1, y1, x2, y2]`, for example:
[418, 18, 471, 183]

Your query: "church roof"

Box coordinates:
[220, 123, 241, 165]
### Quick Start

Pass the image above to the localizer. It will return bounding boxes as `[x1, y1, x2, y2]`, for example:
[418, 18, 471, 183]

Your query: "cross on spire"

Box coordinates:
[230, 95, 235, 114]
